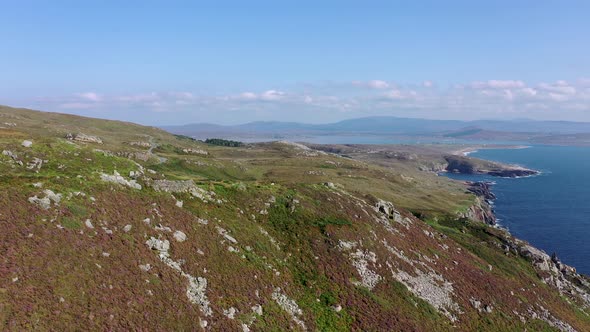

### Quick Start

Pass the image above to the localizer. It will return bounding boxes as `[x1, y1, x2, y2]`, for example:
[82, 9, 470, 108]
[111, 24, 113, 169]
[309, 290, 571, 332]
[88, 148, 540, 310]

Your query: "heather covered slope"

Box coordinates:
[1, 106, 590, 331]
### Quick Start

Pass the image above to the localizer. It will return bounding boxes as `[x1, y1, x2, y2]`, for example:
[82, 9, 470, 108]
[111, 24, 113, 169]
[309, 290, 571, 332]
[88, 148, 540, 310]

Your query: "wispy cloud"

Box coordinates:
[352, 80, 390, 89]
[76, 92, 102, 102]
[470, 80, 526, 89]
[233, 90, 286, 101]
[21, 78, 590, 124]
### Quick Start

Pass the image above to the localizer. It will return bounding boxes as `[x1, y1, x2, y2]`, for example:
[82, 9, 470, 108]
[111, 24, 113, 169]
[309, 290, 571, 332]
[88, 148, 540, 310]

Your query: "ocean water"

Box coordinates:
[444, 146, 590, 275]
[280, 133, 590, 274]
[237, 134, 529, 145]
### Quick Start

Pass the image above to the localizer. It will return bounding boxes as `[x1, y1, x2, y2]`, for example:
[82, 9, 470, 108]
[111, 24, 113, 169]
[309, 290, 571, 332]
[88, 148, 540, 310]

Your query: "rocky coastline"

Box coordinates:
[460, 181, 497, 225]
[444, 154, 540, 178]
[462, 181, 590, 305]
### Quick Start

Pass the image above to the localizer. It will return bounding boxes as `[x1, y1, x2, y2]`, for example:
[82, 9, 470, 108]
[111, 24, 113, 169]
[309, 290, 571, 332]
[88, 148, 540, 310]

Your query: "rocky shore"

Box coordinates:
[444, 154, 540, 178]
[466, 181, 496, 200]
[462, 180, 590, 307]
[460, 181, 497, 225]
[485, 168, 539, 178]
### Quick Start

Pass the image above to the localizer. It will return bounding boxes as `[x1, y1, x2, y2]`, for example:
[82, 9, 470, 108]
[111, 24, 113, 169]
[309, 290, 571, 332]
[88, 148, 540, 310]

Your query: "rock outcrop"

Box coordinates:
[466, 181, 496, 200]
[100, 171, 142, 189]
[28, 189, 62, 210]
[151, 179, 220, 203]
[461, 197, 496, 225]
[444, 155, 539, 178]
[182, 148, 208, 155]
[460, 181, 497, 225]
[66, 133, 103, 144]
[486, 168, 538, 178]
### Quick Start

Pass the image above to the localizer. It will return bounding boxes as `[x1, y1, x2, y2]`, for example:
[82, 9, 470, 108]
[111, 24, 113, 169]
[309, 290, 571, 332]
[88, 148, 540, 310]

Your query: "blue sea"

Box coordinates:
[444, 146, 590, 275]
[263, 134, 590, 275]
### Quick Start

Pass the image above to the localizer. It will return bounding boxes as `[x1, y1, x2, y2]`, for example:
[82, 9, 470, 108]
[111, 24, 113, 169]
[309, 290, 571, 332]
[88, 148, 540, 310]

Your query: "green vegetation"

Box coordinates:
[204, 138, 244, 147]
[173, 134, 197, 141]
[313, 216, 352, 234]
[1, 105, 589, 331]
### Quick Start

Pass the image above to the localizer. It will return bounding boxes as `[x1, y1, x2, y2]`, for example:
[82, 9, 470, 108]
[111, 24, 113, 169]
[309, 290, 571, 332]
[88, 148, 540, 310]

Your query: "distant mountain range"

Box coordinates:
[162, 116, 590, 139]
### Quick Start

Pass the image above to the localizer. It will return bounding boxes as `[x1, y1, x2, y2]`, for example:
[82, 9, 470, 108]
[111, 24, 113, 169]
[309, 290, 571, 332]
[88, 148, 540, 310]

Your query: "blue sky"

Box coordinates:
[1, 1, 589, 124]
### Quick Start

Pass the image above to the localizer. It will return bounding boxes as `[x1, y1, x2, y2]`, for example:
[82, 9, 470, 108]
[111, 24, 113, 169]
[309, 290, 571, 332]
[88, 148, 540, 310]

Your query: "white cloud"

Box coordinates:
[384, 89, 403, 99]
[77, 92, 101, 102]
[34, 77, 590, 122]
[260, 90, 285, 101]
[368, 80, 389, 89]
[520, 88, 537, 96]
[117, 92, 161, 103]
[238, 92, 258, 100]
[353, 80, 390, 89]
[538, 82, 576, 95]
[234, 90, 286, 101]
[471, 80, 526, 89]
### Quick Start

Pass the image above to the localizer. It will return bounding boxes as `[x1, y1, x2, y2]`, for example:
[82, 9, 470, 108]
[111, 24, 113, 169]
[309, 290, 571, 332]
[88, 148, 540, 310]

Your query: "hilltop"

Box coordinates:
[1, 105, 589, 331]
[163, 116, 590, 146]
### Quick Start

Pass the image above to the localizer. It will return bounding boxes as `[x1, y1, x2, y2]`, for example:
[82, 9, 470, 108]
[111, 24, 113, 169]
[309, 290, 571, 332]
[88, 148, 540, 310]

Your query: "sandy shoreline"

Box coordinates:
[452, 145, 532, 156]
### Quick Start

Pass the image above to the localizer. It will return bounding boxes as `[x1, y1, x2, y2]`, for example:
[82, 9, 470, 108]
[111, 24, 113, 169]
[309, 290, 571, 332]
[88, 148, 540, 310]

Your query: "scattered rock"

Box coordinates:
[390, 268, 460, 322]
[350, 249, 382, 290]
[173, 230, 187, 242]
[151, 179, 218, 203]
[66, 133, 103, 144]
[155, 224, 172, 232]
[146, 237, 170, 256]
[28, 189, 62, 210]
[2, 150, 23, 166]
[21, 140, 32, 147]
[216, 226, 238, 244]
[338, 240, 357, 251]
[223, 307, 237, 319]
[182, 148, 208, 155]
[100, 171, 142, 190]
[123, 224, 132, 232]
[186, 275, 212, 316]
[128, 141, 151, 147]
[272, 288, 306, 330]
[252, 304, 263, 316]
[470, 298, 482, 311]
[139, 264, 152, 272]
[28, 196, 51, 210]
[145, 236, 212, 316]
[27, 157, 43, 171]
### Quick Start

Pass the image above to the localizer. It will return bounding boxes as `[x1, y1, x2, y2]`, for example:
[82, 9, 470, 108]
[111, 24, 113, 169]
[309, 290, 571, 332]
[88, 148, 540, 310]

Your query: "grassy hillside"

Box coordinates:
[1, 105, 589, 331]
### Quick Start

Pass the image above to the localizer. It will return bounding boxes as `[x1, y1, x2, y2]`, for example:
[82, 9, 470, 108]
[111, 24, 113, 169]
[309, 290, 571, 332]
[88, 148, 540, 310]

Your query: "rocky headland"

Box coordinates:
[444, 154, 539, 178]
